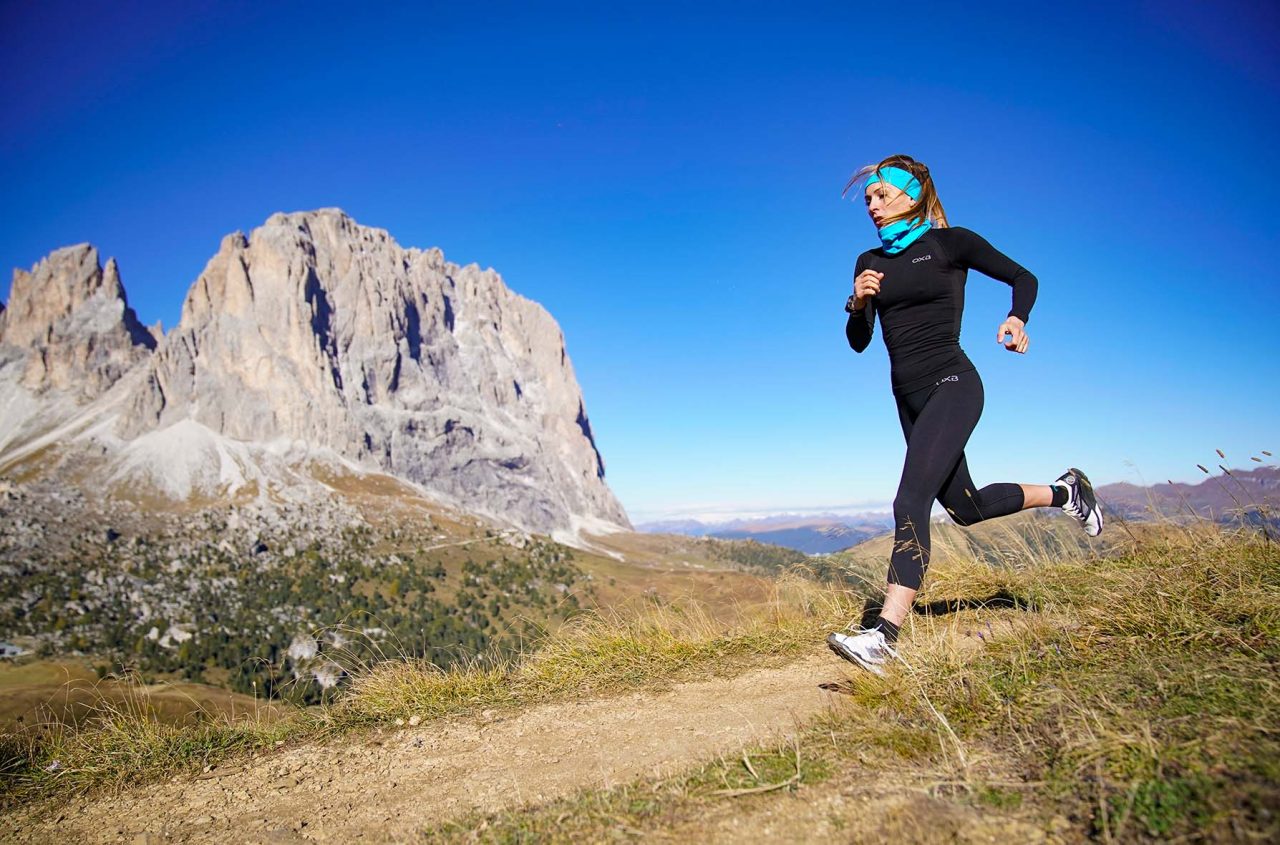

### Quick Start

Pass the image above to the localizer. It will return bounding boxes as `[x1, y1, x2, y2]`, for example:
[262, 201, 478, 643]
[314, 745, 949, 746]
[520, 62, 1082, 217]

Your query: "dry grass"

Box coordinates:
[5, 514, 1277, 843]
[0, 578, 861, 809]
[0, 671, 296, 808]
[328, 586, 860, 726]
[424, 519, 1280, 843]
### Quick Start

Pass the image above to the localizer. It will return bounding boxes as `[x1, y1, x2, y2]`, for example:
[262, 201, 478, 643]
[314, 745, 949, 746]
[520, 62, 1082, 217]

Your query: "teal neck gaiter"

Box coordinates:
[878, 217, 932, 254]
[865, 166, 932, 254]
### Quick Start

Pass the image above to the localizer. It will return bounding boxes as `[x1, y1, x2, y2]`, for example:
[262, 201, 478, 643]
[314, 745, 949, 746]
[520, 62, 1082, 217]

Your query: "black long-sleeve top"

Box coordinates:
[846, 226, 1038, 395]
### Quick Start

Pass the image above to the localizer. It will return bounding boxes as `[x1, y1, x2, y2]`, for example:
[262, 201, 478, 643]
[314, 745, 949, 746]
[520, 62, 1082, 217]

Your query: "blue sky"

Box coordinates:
[2, 1, 1277, 524]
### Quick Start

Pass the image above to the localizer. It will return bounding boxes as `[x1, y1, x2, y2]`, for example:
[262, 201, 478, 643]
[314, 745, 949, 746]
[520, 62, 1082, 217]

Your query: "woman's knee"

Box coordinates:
[945, 503, 984, 526]
[939, 489, 984, 526]
[893, 487, 929, 521]
[942, 484, 1024, 526]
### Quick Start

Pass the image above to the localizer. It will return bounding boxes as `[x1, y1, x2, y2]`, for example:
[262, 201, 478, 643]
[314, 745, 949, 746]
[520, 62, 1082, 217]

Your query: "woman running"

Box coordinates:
[826, 154, 1102, 676]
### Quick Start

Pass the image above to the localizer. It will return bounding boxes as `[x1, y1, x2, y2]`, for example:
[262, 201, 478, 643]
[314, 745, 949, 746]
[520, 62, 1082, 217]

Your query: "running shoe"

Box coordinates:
[826, 628, 897, 677]
[1056, 467, 1103, 537]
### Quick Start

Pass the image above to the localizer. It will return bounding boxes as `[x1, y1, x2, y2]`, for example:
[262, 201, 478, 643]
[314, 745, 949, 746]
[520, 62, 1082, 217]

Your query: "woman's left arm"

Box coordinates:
[949, 228, 1038, 354]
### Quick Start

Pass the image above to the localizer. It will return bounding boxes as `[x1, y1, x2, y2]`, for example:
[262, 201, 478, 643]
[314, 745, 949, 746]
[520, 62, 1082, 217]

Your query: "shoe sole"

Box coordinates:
[1069, 467, 1104, 537]
[826, 633, 886, 677]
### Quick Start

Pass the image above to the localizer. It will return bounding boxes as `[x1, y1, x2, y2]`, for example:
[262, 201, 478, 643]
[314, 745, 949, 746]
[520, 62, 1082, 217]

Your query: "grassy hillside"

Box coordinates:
[5, 517, 1278, 841]
[425, 521, 1280, 842]
[0, 479, 777, 714]
[0, 659, 288, 733]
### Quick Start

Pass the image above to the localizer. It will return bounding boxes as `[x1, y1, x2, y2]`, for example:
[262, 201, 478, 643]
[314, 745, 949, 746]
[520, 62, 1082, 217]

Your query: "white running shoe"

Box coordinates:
[1056, 467, 1103, 537]
[826, 628, 897, 676]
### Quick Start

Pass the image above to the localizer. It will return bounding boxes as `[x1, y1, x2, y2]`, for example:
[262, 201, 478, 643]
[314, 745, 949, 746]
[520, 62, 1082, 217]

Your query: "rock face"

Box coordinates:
[0, 211, 629, 535]
[0, 244, 156, 397]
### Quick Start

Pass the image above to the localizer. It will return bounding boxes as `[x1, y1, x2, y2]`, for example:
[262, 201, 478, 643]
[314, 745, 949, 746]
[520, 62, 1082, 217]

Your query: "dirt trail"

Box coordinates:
[14, 653, 841, 843]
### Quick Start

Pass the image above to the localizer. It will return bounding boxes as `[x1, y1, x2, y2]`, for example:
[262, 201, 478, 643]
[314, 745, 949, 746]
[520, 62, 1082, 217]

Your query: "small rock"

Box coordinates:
[408, 715, 421, 726]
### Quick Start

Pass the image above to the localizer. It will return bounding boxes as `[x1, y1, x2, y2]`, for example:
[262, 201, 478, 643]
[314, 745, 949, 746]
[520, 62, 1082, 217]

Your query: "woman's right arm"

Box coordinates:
[846, 300, 875, 352]
[846, 259, 879, 353]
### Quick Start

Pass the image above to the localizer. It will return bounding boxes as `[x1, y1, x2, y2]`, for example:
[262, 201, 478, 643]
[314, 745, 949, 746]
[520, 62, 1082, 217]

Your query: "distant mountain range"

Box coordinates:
[1095, 464, 1278, 523]
[638, 513, 893, 555]
[640, 464, 1278, 554]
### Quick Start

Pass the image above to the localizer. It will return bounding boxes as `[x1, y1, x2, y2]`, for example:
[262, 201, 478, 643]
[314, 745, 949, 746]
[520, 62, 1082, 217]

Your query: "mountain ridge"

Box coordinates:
[638, 464, 1279, 554]
[0, 209, 629, 537]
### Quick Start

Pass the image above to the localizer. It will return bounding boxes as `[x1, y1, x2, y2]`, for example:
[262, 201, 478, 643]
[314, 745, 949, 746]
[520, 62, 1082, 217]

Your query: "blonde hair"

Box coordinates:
[843, 154, 949, 229]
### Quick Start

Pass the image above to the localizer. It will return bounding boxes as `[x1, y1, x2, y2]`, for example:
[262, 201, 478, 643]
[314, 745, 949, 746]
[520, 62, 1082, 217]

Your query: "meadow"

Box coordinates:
[4, 506, 1276, 841]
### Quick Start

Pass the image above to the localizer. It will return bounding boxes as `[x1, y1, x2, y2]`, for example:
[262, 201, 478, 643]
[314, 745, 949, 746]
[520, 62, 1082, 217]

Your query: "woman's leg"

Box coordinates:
[880, 374, 985, 623]
[875, 395, 925, 626]
[828, 374, 983, 671]
[880, 583, 918, 627]
[1019, 485, 1055, 508]
[937, 453, 1025, 526]
[831, 373, 1102, 670]
[937, 458, 1069, 523]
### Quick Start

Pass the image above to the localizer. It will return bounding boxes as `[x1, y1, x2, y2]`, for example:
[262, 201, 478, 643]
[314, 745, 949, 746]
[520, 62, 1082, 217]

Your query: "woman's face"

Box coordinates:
[864, 181, 915, 228]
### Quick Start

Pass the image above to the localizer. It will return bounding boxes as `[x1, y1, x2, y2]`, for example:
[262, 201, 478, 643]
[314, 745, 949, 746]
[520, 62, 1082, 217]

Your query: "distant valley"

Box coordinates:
[638, 513, 892, 554]
[640, 463, 1278, 554]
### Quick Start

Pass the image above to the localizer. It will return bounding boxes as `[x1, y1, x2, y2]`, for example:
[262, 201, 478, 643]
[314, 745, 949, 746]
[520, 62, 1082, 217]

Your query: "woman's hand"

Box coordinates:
[853, 269, 884, 310]
[997, 316, 1029, 354]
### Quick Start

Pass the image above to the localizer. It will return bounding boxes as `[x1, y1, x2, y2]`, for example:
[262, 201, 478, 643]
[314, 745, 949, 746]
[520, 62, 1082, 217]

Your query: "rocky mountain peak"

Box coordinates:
[1, 211, 630, 536]
[0, 243, 156, 397]
[127, 209, 626, 533]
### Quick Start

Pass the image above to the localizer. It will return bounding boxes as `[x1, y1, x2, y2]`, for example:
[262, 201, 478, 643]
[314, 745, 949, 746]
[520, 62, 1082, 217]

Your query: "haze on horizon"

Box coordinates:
[2, 1, 1277, 525]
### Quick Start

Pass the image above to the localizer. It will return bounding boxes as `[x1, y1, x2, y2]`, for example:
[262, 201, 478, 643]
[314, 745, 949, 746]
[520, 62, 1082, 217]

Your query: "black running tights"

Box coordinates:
[888, 371, 1025, 590]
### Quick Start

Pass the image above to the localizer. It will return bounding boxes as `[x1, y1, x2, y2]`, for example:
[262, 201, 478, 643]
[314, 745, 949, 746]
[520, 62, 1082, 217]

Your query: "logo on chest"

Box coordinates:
[911, 254, 933, 264]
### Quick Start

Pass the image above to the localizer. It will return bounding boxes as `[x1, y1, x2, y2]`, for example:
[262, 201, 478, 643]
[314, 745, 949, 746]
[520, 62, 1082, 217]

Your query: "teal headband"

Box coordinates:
[864, 166, 922, 201]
